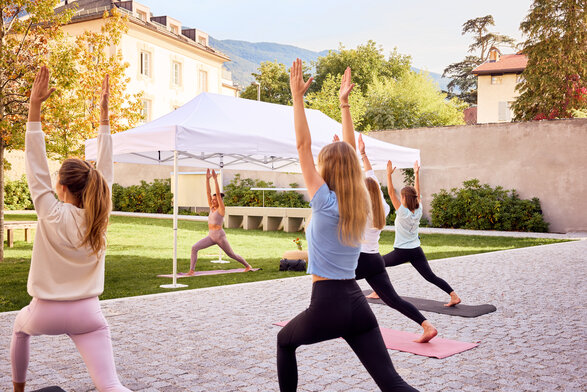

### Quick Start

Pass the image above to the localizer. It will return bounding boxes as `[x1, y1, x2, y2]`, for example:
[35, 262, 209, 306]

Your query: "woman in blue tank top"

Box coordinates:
[276, 60, 417, 392]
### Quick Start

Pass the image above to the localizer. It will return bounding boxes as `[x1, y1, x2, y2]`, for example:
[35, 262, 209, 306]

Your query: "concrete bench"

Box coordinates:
[224, 207, 311, 232]
[5, 221, 37, 247]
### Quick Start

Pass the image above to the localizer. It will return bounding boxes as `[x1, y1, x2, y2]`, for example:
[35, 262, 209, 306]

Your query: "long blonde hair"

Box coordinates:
[59, 158, 111, 254]
[365, 178, 385, 230]
[318, 141, 370, 246]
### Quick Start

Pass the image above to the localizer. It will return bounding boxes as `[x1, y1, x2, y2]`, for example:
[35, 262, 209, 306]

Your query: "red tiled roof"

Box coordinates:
[472, 54, 528, 75]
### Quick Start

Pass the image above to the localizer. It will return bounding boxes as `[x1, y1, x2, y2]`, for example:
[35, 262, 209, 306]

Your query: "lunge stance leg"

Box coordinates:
[189, 235, 216, 272]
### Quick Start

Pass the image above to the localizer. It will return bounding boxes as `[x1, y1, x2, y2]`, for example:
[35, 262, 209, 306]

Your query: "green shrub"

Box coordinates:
[112, 179, 173, 214]
[4, 176, 33, 210]
[430, 179, 549, 232]
[224, 174, 309, 208]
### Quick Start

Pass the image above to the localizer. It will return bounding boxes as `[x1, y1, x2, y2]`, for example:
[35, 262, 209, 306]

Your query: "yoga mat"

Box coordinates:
[32, 387, 67, 392]
[362, 290, 496, 317]
[158, 268, 260, 278]
[273, 321, 478, 358]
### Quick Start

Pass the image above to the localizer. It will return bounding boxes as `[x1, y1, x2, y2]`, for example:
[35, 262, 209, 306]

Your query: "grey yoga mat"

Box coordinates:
[32, 387, 67, 392]
[362, 290, 497, 318]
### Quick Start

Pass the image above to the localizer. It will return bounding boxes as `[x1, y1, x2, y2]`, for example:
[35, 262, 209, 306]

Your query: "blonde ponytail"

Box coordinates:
[365, 178, 385, 230]
[59, 158, 111, 254]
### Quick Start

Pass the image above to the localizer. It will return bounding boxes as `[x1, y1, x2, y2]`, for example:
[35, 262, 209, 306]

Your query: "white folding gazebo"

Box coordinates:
[85, 92, 420, 287]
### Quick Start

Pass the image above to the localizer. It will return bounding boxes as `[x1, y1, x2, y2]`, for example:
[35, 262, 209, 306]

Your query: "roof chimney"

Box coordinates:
[488, 47, 501, 63]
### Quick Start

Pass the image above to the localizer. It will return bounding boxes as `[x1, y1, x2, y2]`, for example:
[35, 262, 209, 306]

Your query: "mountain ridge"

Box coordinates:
[209, 37, 452, 92]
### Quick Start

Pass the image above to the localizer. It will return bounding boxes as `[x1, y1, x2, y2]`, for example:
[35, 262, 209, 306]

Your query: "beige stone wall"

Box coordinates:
[369, 118, 587, 233]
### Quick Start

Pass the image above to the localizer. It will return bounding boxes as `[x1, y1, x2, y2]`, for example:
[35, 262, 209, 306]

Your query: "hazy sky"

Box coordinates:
[136, 0, 534, 74]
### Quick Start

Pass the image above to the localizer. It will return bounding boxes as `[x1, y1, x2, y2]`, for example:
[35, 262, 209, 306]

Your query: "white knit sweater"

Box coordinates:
[25, 122, 112, 300]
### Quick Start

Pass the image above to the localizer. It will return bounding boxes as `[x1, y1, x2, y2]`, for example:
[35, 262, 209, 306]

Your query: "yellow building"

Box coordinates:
[472, 47, 527, 124]
[57, 0, 239, 121]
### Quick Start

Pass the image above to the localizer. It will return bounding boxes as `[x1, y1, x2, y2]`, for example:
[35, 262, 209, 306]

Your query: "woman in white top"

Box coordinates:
[10, 67, 130, 392]
[369, 161, 461, 307]
[353, 134, 437, 343]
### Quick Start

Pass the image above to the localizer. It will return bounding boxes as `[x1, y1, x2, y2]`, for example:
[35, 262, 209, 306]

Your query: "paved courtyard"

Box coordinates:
[1, 239, 586, 391]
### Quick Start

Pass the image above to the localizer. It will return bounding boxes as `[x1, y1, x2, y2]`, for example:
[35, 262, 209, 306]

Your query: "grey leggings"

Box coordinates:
[190, 229, 249, 270]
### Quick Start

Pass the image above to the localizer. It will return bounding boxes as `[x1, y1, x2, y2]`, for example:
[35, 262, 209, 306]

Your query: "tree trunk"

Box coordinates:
[0, 138, 4, 262]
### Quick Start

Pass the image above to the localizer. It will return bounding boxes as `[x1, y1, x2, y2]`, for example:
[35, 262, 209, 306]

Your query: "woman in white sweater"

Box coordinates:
[10, 67, 130, 392]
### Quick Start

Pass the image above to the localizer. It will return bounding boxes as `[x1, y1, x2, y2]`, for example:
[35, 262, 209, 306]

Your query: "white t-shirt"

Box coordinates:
[361, 170, 390, 254]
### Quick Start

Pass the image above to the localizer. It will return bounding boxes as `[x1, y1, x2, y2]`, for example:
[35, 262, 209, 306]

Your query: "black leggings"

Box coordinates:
[356, 252, 426, 325]
[276, 280, 418, 392]
[383, 247, 454, 294]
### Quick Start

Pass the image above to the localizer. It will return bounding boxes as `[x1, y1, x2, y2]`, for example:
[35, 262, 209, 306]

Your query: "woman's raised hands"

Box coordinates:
[30, 66, 56, 105]
[413, 160, 420, 174]
[358, 133, 365, 155]
[289, 58, 313, 102]
[206, 168, 211, 180]
[387, 160, 396, 176]
[100, 75, 110, 124]
[339, 66, 354, 104]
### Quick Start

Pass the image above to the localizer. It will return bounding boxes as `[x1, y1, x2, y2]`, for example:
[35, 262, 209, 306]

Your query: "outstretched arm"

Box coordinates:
[339, 66, 356, 150]
[414, 160, 421, 202]
[205, 169, 213, 208]
[358, 134, 372, 172]
[290, 58, 324, 199]
[25, 66, 58, 218]
[211, 170, 225, 215]
[386, 161, 401, 210]
[96, 75, 113, 192]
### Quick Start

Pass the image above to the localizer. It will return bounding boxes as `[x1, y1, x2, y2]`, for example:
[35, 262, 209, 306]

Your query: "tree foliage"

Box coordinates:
[442, 15, 516, 105]
[512, 0, 587, 121]
[43, 9, 143, 158]
[0, 0, 73, 260]
[239, 61, 298, 105]
[363, 72, 467, 130]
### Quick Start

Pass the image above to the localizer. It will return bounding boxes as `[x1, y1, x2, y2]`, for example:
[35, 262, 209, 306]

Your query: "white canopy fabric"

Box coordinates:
[85, 92, 420, 171]
[85, 92, 420, 288]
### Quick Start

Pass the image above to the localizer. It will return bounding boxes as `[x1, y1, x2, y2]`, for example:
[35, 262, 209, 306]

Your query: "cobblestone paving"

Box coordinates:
[1, 240, 586, 391]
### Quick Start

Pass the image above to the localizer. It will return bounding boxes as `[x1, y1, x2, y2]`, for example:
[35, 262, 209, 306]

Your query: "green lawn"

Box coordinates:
[0, 213, 568, 312]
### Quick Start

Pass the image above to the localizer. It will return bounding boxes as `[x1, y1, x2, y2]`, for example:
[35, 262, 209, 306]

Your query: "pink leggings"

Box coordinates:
[11, 297, 130, 392]
[190, 228, 250, 271]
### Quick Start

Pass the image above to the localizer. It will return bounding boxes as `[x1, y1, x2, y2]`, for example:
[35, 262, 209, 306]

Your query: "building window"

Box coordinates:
[199, 70, 208, 92]
[137, 10, 147, 21]
[170, 25, 179, 34]
[491, 75, 502, 85]
[140, 51, 151, 77]
[141, 99, 152, 122]
[198, 36, 207, 46]
[172, 61, 182, 86]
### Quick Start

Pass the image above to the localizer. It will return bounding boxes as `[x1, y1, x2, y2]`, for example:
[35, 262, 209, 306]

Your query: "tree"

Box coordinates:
[0, 0, 73, 260]
[313, 41, 411, 93]
[240, 61, 291, 105]
[364, 72, 467, 130]
[43, 9, 143, 158]
[442, 15, 516, 105]
[512, 0, 587, 121]
[306, 74, 368, 131]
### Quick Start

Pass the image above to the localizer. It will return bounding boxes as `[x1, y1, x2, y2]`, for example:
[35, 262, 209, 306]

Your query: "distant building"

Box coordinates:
[472, 47, 527, 124]
[56, 0, 239, 122]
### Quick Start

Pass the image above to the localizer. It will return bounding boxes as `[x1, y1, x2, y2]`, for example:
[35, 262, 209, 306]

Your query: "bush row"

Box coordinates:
[223, 174, 309, 208]
[112, 179, 173, 214]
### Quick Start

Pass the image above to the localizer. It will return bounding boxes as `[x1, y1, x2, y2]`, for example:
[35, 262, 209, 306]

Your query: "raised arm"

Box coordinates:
[290, 58, 324, 199]
[96, 75, 113, 192]
[25, 66, 58, 218]
[386, 161, 401, 211]
[414, 160, 421, 201]
[211, 170, 225, 215]
[358, 134, 372, 172]
[339, 66, 356, 150]
[205, 169, 213, 208]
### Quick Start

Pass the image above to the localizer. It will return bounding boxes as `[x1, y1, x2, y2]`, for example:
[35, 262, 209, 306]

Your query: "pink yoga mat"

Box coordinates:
[158, 268, 260, 278]
[273, 321, 478, 359]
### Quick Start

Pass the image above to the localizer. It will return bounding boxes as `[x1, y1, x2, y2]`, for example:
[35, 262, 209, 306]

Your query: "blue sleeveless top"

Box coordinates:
[306, 183, 360, 279]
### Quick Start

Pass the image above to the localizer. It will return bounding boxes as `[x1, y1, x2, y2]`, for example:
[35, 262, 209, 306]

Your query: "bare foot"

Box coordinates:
[444, 291, 461, 307]
[414, 320, 437, 343]
[366, 291, 380, 299]
[183, 271, 195, 276]
[243, 266, 253, 272]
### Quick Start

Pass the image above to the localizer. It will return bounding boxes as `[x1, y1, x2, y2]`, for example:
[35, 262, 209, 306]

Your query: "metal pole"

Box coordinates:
[161, 150, 187, 288]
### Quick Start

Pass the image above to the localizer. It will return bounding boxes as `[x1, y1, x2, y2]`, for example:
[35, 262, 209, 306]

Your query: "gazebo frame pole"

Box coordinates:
[161, 150, 188, 289]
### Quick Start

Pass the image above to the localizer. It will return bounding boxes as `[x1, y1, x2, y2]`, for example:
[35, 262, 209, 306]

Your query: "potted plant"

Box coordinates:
[282, 237, 308, 261]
